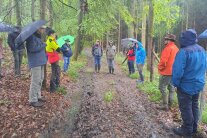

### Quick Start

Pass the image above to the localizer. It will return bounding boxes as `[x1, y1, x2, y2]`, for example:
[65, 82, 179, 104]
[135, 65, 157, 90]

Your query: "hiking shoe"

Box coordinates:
[29, 102, 44, 107]
[173, 127, 192, 138]
[38, 98, 46, 102]
[136, 80, 144, 84]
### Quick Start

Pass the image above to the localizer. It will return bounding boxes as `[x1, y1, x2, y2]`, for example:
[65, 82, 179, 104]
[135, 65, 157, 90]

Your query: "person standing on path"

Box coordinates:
[25, 26, 47, 107]
[46, 29, 61, 92]
[157, 34, 179, 111]
[172, 29, 207, 137]
[92, 40, 103, 73]
[7, 26, 24, 76]
[0, 38, 3, 79]
[106, 40, 116, 74]
[61, 39, 73, 72]
[135, 41, 146, 83]
[127, 43, 136, 75]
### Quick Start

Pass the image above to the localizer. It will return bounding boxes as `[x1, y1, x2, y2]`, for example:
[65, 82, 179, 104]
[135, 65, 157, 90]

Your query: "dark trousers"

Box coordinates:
[177, 90, 199, 134]
[50, 62, 60, 92]
[127, 60, 135, 74]
[12, 50, 24, 75]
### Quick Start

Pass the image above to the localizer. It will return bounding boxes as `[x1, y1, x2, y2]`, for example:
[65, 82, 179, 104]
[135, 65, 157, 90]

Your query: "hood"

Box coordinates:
[179, 29, 198, 47]
[137, 41, 143, 50]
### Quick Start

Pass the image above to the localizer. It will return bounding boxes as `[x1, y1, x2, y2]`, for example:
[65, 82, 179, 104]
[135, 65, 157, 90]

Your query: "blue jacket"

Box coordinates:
[172, 29, 207, 95]
[8, 31, 24, 51]
[61, 43, 73, 57]
[25, 33, 47, 69]
[135, 42, 146, 64]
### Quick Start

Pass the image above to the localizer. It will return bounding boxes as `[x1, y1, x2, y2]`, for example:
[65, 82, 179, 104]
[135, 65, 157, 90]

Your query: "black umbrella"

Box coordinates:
[15, 20, 47, 44]
[0, 22, 16, 32]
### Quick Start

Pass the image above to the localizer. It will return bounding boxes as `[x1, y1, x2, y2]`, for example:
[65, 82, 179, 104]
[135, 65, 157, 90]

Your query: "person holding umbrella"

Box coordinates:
[46, 29, 61, 92]
[15, 20, 48, 107]
[127, 42, 136, 75]
[61, 39, 73, 72]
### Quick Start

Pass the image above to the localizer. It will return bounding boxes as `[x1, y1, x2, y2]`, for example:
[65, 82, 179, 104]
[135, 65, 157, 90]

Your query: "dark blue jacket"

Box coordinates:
[135, 42, 146, 64]
[8, 31, 24, 51]
[172, 29, 207, 95]
[25, 33, 47, 69]
[61, 43, 73, 57]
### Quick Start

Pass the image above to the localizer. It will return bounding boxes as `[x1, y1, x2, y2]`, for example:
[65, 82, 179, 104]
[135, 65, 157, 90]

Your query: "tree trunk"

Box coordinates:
[118, 12, 121, 53]
[40, 0, 46, 20]
[141, 0, 146, 48]
[31, 0, 36, 21]
[48, 0, 53, 27]
[73, 0, 84, 61]
[15, 0, 21, 26]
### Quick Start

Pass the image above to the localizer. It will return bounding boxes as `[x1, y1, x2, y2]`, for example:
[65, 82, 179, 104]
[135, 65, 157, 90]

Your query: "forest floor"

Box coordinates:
[0, 48, 207, 138]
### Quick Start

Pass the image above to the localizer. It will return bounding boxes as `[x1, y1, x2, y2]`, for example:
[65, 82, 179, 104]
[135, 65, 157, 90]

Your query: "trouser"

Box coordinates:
[159, 75, 175, 106]
[50, 62, 60, 92]
[127, 60, 135, 74]
[63, 56, 70, 72]
[136, 64, 144, 81]
[177, 90, 199, 134]
[12, 49, 24, 75]
[94, 56, 101, 72]
[29, 66, 44, 103]
[107, 58, 115, 73]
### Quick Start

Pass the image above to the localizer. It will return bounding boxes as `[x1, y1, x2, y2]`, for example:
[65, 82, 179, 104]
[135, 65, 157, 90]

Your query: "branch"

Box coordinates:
[2, 3, 17, 22]
[58, 0, 78, 11]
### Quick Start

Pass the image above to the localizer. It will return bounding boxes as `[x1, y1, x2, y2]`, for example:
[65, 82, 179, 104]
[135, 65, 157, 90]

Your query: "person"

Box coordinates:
[46, 29, 61, 92]
[92, 40, 103, 73]
[0, 38, 3, 79]
[127, 43, 136, 75]
[172, 29, 207, 137]
[157, 34, 179, 111]
[106, 40, 116, 74]
[61, 39, 73, 72]
[7, 26, 24, 76]
[25, 26, 47, 107]
[135, 41, 146, 83]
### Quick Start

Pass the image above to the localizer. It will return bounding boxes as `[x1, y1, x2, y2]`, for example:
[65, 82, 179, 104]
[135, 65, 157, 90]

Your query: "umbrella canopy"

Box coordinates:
[57, 35, 75, 47]
[198, 29, 207, 39]
[15, 20, 47, 44]
[0, 22, 16, 32]
[121, 38, 138, 49]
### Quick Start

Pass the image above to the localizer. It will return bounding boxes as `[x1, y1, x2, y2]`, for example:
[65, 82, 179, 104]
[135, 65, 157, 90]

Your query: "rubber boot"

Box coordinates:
[112, 68, 115, 74]
[157, 94, 169, 111]
[98, 64, 101, 73]
[108, 66, 111, 74]
[95, 65, 98, 73]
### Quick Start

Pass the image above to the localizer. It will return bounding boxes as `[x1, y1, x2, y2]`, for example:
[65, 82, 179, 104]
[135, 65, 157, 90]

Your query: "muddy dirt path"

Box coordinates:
[69, 51, 181, 138]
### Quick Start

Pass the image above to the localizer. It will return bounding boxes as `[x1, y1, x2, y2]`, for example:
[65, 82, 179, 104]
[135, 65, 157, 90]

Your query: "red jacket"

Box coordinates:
[127, 48, 135, 61]
[158, 42, 179, 75]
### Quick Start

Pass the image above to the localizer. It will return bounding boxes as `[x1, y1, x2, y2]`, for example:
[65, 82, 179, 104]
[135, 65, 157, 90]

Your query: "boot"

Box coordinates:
[108, 66, 111, 74]
[112, 68, 115, 74]
[157, 94, 169, 111]
[98, 64, 101, 73]
[95, 65, 98, 73]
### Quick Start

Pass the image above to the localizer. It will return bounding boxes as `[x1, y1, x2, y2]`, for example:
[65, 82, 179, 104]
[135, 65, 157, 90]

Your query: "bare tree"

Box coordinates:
[15, 0, 21, 26]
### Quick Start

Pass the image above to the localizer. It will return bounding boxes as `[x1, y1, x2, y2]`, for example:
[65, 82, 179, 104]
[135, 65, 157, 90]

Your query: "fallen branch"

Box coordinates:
[152, 50, 160, 62]
[58, 0, 78, 11]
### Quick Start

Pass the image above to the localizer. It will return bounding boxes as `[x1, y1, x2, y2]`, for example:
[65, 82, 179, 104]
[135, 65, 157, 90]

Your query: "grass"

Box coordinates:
[104, 90, 114, 103]
[57, 86, 67, 95]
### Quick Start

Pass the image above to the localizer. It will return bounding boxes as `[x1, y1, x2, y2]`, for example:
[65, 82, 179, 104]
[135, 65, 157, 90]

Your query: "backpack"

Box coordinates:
[93, 46, 102, 56]
[106, 46, 116, 59]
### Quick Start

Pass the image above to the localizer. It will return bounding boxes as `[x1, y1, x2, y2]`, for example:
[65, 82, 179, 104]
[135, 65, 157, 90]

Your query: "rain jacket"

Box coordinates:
[106, 45, 116, 59]
[7, 31, 24, 51]
[46, 36, 60, 64]
[158, 41, 179, 75]
[92, 44, 102, 57]
[172, 29, 207, 95]
[61, 43, 73, 57]
[127, 47, 135, 61]
[135, 42, 146, 64]
[25, 33, 47, 69]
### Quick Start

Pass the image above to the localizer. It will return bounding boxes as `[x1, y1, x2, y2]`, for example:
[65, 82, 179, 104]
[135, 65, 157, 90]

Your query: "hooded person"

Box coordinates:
[60, 39, 73, 72]
[46, 29, 61, 92]
[157, 34, 179, 111]
[135, 41, 146, 83]
[106, 40, 116, 74]
[172, 29, 207, 137]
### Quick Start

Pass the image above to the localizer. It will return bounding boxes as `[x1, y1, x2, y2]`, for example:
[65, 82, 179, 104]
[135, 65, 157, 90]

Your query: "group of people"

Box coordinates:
[158, 29, 206, 137]
[0, 26, 73, 107]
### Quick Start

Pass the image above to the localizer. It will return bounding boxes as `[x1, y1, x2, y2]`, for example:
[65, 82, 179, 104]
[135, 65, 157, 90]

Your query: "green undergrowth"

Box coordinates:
[57, 86, 67, 95]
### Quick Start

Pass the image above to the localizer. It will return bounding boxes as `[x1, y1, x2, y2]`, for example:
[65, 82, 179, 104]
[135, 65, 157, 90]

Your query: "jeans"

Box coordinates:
[29, 66, 44, 103]
[177, 90, 200, 134]
[94, 56, 101, 65]
[63, 56, 70, 72]
[50, 62, 60, 92]
[12, 49, 24, 75]
[136, 64, 144, 81]
[127, 60, 135, 74]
